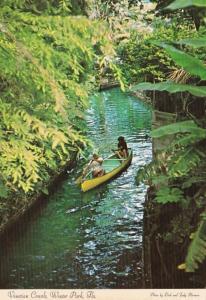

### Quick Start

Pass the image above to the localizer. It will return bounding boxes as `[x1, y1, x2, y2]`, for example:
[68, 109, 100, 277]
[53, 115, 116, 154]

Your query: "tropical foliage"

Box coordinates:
[151, 0, 206, 31]
[133, 0, 206, 273]
[0, 1, 116, 229]
[117, 18, 200, 85]
[1, 0, 206, 283]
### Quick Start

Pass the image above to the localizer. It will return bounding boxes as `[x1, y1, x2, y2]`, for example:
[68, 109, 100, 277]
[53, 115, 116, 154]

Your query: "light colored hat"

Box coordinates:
[97, 157, 103, 163]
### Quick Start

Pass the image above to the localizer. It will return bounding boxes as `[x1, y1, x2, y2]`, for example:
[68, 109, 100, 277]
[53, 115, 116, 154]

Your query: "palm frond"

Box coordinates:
[167, 68, 191, 84]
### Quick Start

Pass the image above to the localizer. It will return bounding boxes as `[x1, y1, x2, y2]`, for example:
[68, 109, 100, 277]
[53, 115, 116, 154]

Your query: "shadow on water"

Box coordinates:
[0, 88, 152, 288]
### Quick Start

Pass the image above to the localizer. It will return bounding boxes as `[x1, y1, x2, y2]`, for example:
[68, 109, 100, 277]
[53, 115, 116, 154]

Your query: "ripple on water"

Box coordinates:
[0, 88, 152, 289]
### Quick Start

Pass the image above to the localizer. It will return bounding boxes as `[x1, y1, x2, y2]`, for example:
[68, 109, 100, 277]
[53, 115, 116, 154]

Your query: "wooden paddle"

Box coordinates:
[75, 159, 93, 185]
[75, 174, 83, 185]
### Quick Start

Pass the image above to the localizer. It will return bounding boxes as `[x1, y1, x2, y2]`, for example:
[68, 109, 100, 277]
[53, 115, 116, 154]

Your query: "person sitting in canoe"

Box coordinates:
[83, 153, 105, 178]
[116, 136, 128, 158]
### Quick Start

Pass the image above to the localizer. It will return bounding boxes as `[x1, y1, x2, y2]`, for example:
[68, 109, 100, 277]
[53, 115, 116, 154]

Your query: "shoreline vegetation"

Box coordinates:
[0, 1, 118, 236]
[1, 0, 206, 288]
[0, 153, 77, 239]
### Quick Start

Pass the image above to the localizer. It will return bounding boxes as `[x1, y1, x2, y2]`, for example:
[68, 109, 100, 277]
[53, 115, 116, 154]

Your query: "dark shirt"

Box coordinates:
[118, 140, 128, 151]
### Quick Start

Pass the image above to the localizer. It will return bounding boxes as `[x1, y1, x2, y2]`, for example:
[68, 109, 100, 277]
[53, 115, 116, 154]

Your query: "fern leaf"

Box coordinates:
[155, 187, 184, 204]
[168, 148, 202, 178]
[185, 215, 206, 272]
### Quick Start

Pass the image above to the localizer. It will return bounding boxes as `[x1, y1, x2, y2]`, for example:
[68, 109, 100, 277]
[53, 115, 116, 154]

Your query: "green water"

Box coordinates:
[0, 88, 152, 288]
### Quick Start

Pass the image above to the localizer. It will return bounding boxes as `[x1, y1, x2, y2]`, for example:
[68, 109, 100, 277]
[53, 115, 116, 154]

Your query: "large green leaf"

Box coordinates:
[174, 131, 206, 147]
[167, 0, 206, 9]
[177, 37, 206, 48]
[169, 148, 202, 177]
[131, 82, 206, 97]
[151, 120, 206, 138]
[153, 42, 206, 80]
[185, 214, 206, 272]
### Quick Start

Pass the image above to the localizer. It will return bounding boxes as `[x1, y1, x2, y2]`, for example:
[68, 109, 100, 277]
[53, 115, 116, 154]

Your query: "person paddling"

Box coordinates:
[82, 153, 105, 178]
[116, 136, 128, 158]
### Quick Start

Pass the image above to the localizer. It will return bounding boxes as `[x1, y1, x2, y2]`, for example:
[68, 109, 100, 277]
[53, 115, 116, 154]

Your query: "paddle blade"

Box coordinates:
[75, 175, 82, 185]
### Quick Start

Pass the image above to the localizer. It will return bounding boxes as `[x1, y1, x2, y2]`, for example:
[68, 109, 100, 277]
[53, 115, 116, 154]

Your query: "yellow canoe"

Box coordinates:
[81, 149, 133, 192]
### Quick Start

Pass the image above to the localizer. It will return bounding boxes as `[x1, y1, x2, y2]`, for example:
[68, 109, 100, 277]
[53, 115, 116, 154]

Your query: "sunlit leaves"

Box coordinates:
[0, 100, 77, 192]
[0, 7, 115, 199]
[119, 22, 195, 84]
[0, 140, 40, 192]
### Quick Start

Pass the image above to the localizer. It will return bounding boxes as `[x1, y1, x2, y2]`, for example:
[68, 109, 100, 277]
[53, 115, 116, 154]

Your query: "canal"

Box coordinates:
[0, 88, 152, 288]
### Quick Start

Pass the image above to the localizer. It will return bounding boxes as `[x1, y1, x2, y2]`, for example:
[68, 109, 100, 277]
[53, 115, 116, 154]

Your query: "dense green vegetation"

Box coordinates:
[118, 23, 195, 84]
[80, 0, 206, 278]
[0, 0, 117, 229]
[129, 0, 206, 274]
[1, 0, 206, 285]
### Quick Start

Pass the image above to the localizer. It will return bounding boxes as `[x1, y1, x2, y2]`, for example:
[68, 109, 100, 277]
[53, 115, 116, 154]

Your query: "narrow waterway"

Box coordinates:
[0, 88, 152, 288]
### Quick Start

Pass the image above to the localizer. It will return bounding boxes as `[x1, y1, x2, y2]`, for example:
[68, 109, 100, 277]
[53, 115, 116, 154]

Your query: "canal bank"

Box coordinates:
[0, 88, 152, 288]
[142, 90, 206, 288]
[0, 153, 78, 239]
